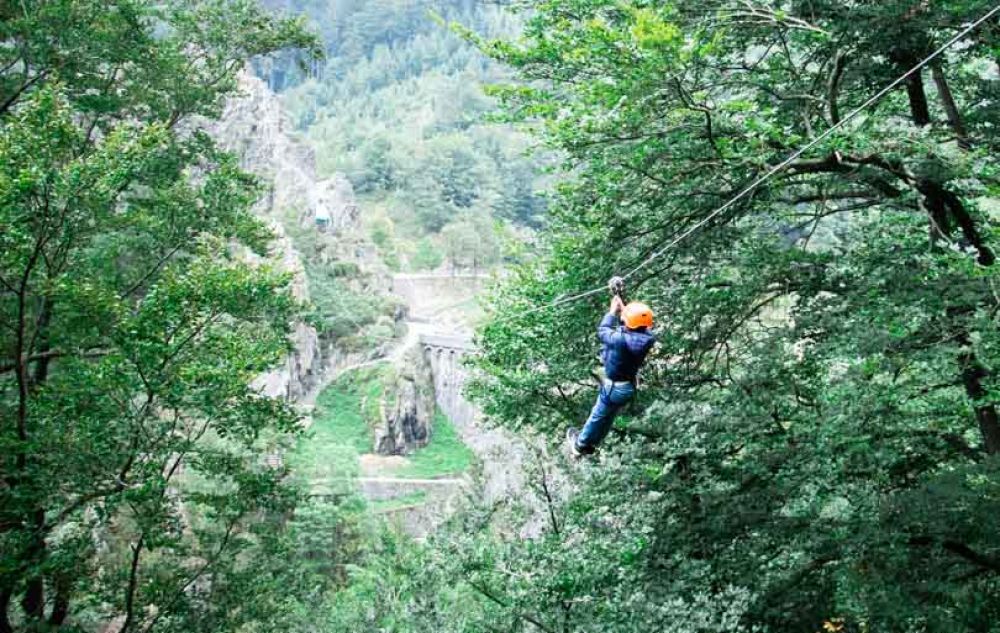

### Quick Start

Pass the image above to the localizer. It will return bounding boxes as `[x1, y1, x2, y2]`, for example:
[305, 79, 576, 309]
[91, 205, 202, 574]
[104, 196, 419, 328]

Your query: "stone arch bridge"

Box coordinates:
[419, 332, 477, 428]
[418, 331, 535, 524]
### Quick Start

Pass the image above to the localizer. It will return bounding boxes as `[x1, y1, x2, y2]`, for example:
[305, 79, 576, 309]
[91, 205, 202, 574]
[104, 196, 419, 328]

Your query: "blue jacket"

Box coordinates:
[598, 313, 655, 382]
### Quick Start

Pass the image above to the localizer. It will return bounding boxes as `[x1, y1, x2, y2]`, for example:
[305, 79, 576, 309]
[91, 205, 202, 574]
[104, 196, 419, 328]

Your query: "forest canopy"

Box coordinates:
[464, 1, 1000, 631]
[4, 1, 1000, 632]
[263, 0, 550, 271]
[0, 1, 323, 631]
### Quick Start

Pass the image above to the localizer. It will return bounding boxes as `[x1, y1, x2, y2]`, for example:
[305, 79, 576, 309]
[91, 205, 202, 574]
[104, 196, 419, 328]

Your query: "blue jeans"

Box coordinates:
[578, 381, 635, 450]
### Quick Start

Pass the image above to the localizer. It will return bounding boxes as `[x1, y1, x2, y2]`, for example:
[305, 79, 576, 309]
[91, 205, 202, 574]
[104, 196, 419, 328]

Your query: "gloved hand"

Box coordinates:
[609, 295, 625, 315]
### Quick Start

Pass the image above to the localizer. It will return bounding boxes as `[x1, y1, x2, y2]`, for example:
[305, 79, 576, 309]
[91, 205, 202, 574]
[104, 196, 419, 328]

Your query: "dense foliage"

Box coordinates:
[0, 2, 328, 631]
[9, 1, 1000, 632]
[265, 0, 549, 271]
[458, 1, 1000, 631]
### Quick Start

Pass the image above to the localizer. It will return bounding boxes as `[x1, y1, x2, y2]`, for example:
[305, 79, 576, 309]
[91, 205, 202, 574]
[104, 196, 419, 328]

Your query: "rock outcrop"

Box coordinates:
[370, 349, 436, 455]
[206, 71, 381, 401]
[249, 222, 322, 400]
[212, 72, 359, 232]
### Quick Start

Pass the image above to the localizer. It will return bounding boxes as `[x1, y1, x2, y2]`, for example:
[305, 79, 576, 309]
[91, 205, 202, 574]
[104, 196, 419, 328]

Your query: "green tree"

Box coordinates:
[356, 136, 397, 192]
[466, 1, 1000, 631]
[410, 237, 445, 271]
[426, 135, 485, 211]
[0, 1, 321, 630]
[441, 214, 500, 272]
[275, 0, 549, 254]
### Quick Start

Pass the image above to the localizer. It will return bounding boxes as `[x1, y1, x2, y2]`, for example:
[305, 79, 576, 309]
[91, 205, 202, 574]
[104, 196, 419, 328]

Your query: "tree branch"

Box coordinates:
[120, 535, 145, 633]
[139, 518, 239, 633]
[0, 348, 111, 375]
[909, 536, 1000, 574]
[827, 52, 848, 125]
[466, 581, 557, 633]
[0, 70, 48, 117]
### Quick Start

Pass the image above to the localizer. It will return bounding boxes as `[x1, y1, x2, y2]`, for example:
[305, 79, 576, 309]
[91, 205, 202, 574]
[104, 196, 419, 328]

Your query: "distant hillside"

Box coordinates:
[258, 0, 548, 272]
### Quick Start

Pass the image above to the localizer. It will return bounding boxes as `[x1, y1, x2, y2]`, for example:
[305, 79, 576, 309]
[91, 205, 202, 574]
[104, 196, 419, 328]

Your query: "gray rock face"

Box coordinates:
[202, 71, 372, 402]
[314, 173, 360, 232]
[213, 72, 361, 232]
[240, 220, 321, 401]
[371, 349, 435, 455]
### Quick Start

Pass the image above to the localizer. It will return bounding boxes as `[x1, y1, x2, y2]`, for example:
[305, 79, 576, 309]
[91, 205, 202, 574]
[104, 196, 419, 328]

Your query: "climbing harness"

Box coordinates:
[491, 4, 1000, 324]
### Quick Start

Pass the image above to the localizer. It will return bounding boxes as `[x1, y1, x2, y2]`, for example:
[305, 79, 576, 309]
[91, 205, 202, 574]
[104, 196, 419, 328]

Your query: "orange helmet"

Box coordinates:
[622, 302, 654, 329]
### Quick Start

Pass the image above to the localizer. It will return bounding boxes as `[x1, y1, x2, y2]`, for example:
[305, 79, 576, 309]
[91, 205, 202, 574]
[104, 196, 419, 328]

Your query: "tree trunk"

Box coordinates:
[827, 52, 848, 125]
[49, 576, 71, 626]
[20, 509, 47, 621]
[960, 348, 1000, 454]
[918, 180, 996, 266]
[21, 578, 43, 620]
[31, 299, 53, 386]
[891, 50, 931, 126]
[918, 183, 952, 245]
[930, 61, 970, 149]
[121, 535, 145, 633]
[903, 71, 931, 126]
[0, 586, 12, 633]
[929, 177, 999, 451]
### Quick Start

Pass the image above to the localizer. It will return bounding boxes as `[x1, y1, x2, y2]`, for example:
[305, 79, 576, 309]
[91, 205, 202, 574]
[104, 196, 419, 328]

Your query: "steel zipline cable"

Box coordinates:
[492, 4, 1000, 324]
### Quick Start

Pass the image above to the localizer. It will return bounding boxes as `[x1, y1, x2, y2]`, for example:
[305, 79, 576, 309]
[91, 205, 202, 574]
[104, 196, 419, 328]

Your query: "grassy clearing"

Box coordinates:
[291, 363, 473, 498]
[289, 365, 387, 495]
[396, 410, 474, 479]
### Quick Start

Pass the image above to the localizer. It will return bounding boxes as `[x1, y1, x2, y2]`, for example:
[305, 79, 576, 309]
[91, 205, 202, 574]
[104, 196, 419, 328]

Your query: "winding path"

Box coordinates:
[295, 273, 537, 535]
[297, 320, 430, 421]
[322, 477, 465, 485]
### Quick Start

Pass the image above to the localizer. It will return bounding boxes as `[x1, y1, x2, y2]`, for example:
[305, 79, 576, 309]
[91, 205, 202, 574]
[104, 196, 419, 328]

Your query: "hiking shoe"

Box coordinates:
[565, 428, 595, 458]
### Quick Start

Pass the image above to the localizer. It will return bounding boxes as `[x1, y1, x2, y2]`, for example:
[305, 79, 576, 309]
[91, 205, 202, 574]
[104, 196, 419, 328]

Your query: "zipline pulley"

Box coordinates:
[607, 276, 627, 302]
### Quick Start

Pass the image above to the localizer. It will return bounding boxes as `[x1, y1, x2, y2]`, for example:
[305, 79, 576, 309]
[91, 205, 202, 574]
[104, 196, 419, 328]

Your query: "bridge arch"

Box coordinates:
[419, 333, 477, 428]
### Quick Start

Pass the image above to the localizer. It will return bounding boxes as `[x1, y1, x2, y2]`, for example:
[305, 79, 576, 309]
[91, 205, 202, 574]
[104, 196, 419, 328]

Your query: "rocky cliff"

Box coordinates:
[369, 348, 436, 455]
[208, 71, 379, 401]
[245, 221, 322, 401]
[213, 73, 358, 232]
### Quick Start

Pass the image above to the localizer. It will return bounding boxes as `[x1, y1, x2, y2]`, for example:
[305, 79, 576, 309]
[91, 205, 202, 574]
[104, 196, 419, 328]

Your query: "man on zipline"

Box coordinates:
[567, 293, 655, 456]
